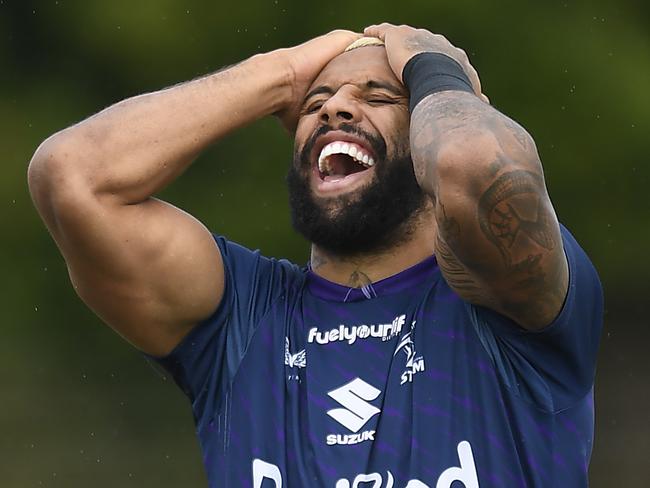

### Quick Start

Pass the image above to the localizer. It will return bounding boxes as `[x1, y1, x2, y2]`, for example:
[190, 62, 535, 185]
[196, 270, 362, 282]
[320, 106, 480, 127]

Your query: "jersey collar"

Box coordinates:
[306, 255, 438, 302]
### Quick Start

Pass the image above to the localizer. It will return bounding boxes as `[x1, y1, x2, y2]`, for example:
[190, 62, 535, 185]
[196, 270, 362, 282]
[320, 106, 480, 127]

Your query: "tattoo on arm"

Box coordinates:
[497, 116, 536, 155]
[435, 205, 485, 304]
[475, 169, 566, 322]
[404, 35, 461, 64]
[478, 170, 555, 268]
[410, 90, 566, 325]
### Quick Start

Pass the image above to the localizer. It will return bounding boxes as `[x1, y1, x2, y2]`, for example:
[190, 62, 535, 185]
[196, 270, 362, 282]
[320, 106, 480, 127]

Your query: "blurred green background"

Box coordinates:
[2, 0, 648, 486]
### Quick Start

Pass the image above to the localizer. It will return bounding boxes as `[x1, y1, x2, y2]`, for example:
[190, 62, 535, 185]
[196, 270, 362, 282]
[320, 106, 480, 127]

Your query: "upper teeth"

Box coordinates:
[318, 141, 375, 174]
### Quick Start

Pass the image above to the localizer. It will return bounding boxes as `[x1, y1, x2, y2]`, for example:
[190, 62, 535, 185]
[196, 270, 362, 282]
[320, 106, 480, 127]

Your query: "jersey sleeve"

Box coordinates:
[150, 235, 303, 425]
[468, 224, 604, 412]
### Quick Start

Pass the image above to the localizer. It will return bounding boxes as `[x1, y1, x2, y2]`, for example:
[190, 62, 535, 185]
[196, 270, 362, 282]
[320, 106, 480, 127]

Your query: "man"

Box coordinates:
[28, 23, 602, 487]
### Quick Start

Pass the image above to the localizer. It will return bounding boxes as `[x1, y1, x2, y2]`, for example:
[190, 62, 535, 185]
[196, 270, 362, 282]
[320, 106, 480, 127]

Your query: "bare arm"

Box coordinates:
[366, 24, 568, 329]
[28, 31, 359, 355]
[411, 92, 567, 328]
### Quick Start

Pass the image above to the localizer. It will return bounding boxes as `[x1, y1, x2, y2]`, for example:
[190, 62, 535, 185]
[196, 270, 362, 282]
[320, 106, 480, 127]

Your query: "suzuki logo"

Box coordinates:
[327, 377, 381, 432]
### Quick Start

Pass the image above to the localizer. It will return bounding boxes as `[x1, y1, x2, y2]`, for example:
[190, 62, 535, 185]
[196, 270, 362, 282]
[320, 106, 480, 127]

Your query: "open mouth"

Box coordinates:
[317, 141, 375, 181]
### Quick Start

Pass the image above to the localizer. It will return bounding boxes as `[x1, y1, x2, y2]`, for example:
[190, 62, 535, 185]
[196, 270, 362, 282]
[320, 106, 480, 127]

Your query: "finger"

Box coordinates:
[480, 93, 490, 104]
[363, 22, 396, 40]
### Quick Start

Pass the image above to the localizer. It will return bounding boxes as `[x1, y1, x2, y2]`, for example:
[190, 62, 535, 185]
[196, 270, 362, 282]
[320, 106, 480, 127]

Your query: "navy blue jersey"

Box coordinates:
[155, 225, 603, 487]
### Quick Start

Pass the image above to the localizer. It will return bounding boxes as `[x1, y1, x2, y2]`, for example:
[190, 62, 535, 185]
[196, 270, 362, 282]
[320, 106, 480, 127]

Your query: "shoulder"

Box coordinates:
[464, 224, 603, 411]
[214, 234, 306, 300]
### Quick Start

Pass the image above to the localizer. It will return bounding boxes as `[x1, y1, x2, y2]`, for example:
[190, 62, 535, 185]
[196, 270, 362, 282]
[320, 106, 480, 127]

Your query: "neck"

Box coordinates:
[309, 210, 437, 288]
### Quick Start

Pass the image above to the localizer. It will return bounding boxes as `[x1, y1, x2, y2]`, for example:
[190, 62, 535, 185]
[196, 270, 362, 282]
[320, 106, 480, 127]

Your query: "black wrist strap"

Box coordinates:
[402, 52, 474, 112]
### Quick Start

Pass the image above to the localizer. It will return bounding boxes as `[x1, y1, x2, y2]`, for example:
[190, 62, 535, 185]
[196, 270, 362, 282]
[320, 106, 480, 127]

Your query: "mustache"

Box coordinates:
[297, 123, 387, 166]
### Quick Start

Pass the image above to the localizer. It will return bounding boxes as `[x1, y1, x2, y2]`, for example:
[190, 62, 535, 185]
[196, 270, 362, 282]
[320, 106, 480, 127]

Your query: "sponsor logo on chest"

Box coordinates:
[308, 314, 406, 345]
[252, 440, 480, 487]
[326, 377, 381, 446]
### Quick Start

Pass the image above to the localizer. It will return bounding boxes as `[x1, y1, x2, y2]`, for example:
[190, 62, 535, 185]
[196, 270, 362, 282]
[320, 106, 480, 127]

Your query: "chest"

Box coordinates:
[286, 296, 499, 447]
[226, 292, 502, 486]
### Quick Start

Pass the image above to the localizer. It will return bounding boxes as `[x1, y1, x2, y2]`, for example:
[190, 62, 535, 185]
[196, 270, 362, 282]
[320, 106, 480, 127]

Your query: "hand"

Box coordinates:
[363, 23, 489, 103]
[274, 29, 361, 131]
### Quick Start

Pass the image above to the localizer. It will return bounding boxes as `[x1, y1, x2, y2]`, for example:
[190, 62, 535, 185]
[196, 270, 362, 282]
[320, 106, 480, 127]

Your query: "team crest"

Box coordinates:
[284, 337, 306, 369]
[394, 320, 425, 384]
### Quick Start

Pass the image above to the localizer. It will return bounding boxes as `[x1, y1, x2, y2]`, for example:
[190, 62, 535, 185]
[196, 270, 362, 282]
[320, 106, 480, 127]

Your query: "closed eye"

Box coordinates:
[304, 100, 325, 114]
[367, 98, 398, 105]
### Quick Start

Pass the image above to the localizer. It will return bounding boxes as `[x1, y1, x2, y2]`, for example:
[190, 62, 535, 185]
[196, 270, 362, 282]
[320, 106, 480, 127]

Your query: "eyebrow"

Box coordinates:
[302, 80, 407, 105]
[303, 85, 335, 105]
[365, 80, 407, 97]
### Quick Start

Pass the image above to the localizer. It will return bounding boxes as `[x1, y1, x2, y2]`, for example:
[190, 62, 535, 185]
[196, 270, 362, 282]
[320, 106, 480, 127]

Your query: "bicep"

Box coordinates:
[52, 196, 224, 356]
[434, 167, 568, 330]
[409, 93, 568, 329]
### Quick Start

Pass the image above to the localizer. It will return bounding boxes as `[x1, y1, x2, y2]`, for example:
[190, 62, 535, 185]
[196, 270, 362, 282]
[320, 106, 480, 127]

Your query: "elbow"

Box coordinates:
[422, 130, 541, 200]
[415, 134, 495, 197]
[28, 132, 94, 224]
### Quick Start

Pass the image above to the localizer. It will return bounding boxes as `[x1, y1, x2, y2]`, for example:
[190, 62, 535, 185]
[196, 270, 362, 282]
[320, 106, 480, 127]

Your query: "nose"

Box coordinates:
[318, 89, 360, 125]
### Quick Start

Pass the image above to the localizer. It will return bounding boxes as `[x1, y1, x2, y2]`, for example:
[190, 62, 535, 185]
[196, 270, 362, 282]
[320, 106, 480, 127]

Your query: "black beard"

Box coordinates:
[287, 124, 427, 258]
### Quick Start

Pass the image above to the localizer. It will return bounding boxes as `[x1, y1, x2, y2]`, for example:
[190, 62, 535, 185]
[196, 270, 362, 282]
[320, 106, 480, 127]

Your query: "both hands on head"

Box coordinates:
[274, 23, 489, 132]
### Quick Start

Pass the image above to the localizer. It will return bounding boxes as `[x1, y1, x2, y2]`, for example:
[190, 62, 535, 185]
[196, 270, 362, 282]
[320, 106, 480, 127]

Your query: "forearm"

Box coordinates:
[411, 91, 567, 325]
[29, 52, 290, 205]
[363, 22, 567, 326]
[410, 90, 552, 257]
[410, 91, 542, 201]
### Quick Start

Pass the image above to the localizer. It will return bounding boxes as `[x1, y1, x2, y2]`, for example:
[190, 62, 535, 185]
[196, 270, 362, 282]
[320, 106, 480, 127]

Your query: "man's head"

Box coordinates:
[287, 40, 428, 258]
